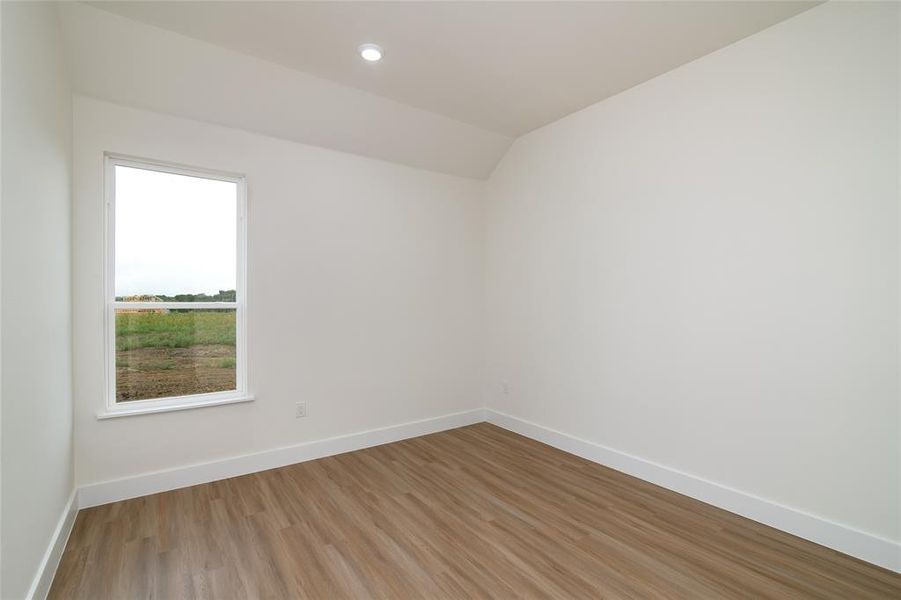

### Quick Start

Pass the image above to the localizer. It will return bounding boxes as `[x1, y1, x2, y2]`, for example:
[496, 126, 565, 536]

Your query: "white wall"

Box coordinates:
[485, 0, 900, 544]
[72, 97, 484, 487]
[0, 2, 74, 598]
[59, 2, 511, 180]
[63, 0, 900, 574]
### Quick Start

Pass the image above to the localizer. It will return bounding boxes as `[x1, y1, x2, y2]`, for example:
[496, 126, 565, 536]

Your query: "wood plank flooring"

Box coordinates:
[49, 423, 901, 599]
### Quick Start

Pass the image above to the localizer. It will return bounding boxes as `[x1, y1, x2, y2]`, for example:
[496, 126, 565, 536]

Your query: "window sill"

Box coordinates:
[96, 393, 255, 420]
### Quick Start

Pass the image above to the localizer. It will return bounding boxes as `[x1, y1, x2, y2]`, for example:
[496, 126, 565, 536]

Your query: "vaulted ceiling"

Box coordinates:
[67, 1, 818, 178]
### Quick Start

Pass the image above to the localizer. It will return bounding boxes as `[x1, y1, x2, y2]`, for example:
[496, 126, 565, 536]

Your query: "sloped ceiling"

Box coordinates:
[64, 1, 818, 179]
[60, 3, 511, 179]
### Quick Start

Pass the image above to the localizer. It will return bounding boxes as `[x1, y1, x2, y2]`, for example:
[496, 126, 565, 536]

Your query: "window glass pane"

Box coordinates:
[115, 309, 236, 401]
[115, 165, 237, 301]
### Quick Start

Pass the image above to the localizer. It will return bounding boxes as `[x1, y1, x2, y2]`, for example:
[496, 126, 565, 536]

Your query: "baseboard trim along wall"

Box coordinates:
[27, 489, 78, 600]
[77, 408, 488, 509]
[484, 409, 901, 574]
[72, 406, 898, 575]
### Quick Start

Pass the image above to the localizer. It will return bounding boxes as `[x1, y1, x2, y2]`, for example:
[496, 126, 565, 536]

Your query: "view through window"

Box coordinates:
[109, 160, 244, 404]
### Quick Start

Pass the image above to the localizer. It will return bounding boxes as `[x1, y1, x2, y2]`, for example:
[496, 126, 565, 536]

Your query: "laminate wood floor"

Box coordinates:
[49, 423, 901, 599]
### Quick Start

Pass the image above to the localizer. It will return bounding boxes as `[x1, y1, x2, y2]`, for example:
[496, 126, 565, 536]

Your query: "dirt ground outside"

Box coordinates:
[116, 344, 236, 401]
[114, 309, 236, 401]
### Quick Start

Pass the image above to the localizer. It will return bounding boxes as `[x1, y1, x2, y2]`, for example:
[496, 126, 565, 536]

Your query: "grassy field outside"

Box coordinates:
[116, 310, 236, 401]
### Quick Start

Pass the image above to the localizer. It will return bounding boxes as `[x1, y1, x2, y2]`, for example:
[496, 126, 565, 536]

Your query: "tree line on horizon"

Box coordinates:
[116, 289, 237, 302]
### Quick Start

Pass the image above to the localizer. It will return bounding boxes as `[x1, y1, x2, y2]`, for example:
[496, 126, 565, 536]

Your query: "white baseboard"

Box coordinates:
[78, 408, 487, 508]
[485, 409, 901, 574]
[72, 406, 899, 575]
[26, 489, 78, 600]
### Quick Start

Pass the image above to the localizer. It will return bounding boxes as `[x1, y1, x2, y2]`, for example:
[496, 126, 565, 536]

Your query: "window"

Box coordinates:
[102, 156, 249, 417]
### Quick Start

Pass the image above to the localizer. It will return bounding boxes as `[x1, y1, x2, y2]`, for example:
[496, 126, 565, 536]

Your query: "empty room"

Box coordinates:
[1, 1, 900, 598]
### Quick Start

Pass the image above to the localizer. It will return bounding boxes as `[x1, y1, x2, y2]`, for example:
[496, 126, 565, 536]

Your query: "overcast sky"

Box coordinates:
[115, 166, 237, 297]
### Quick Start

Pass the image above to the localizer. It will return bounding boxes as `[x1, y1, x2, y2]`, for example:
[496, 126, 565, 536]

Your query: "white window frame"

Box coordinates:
[98, 154, 252, 419]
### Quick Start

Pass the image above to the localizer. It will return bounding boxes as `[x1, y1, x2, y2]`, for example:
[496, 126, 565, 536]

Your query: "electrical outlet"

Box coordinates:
[501, 381, 510, 396]
[295, 402, 307, 418]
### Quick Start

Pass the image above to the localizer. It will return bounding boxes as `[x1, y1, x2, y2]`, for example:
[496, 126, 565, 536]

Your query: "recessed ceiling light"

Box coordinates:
[358, 43, 383, 62]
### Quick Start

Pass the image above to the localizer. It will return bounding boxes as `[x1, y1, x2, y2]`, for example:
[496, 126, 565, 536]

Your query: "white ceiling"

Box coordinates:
[88, 1, 818, 137]
[61, 3, 513, 180]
